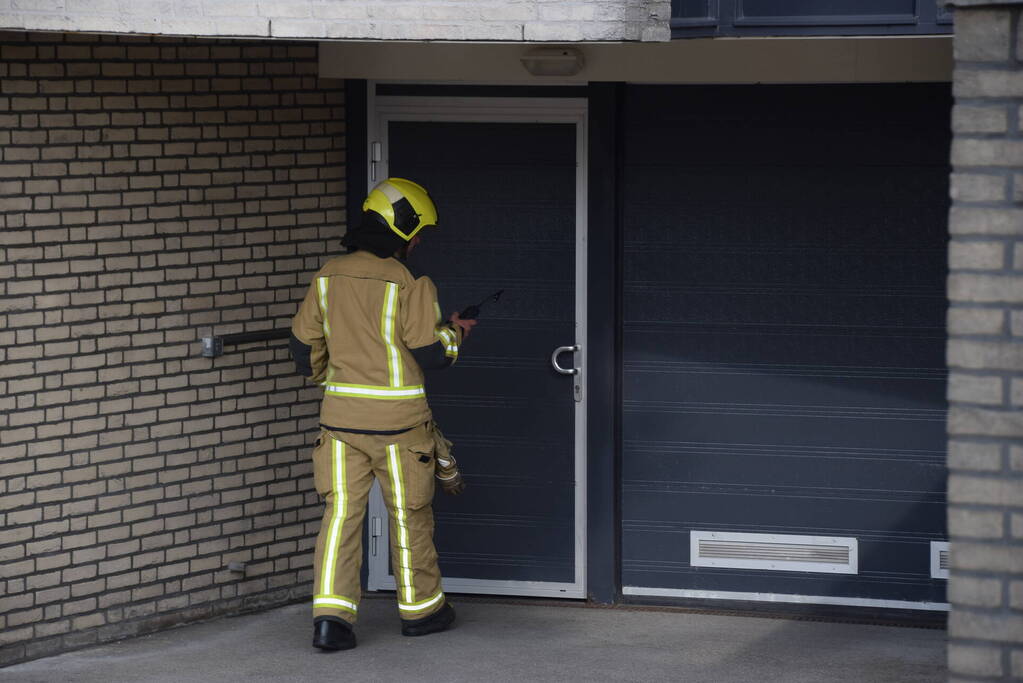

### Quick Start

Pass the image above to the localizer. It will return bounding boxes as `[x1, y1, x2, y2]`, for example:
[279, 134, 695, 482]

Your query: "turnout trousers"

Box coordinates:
[311, 422, 445, 625]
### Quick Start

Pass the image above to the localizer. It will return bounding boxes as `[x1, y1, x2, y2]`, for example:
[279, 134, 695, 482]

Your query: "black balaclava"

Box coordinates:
[340, 211, 408, 259]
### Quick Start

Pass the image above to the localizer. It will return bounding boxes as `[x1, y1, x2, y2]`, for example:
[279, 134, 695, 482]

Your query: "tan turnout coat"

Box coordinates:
[291, 250, 462, 431]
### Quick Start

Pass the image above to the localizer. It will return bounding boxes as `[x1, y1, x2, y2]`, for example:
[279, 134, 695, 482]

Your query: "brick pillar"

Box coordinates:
[944, 2, 1023, 680]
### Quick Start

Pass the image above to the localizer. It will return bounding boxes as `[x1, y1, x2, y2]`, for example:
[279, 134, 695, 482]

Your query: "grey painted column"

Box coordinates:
[944, 1, 1023, 680]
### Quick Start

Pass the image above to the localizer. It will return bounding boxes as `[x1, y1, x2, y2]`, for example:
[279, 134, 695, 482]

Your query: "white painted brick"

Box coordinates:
[949, 507, 1005, 540]
[949, 405, 1023, 438]
[67, 0, 119, 12]
[214, 17, 269, 37]
[949, 307, 1005, 335]
[640, 25, 671, 41]
[365, 3, 424, 21]
[949, 576, 1003, 608]
[203, 0, 256, 17]
[949, 372, 1004, 405]
[948, 440, 1002, 472]
[952, 105, 1008, 134]
[539, 4, 601, 21]
[156, 17, 216, 36]
[949, 241, 1005, 270]
[11, 0, 64, 10]
[311, 3, 369, 20]
[949, 273, 1023, 303]
[321, 20, 374, 39]
[131, 0, 175, 16]
[420, 5, 483, 22]
[955, 8, 1012, 62]
[256, 0, 309, 19]
[0, 0, 672, 41]
[524, 22, 588, 41]
[950, 173, 1006, 203]
[949, 643, 1004, 677]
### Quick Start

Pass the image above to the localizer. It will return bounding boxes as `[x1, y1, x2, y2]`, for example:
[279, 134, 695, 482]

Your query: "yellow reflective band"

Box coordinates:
[320, 439, 347, 597]
[314, 594, 358, 615]
[398, 591, 445, 613]
[324, 383, 425, 399]
[437, 327, 458, 358]
[316, 276, 331, 340]
[380, 282, 403, 387]
[433, 301, 442, 324]
[387, 443, 415, 604]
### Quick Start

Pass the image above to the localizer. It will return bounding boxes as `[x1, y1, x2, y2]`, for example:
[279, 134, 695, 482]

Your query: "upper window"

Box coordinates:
[671, 0, 953, 37]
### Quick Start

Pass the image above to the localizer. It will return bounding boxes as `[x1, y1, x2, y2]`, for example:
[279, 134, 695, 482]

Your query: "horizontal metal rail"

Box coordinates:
[222, 329, 290, 346]
[201, 329, 289, 357]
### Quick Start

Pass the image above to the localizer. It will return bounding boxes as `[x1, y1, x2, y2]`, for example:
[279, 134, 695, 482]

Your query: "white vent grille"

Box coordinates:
[931, 541, 949, 579]
[690, 531, 858, 575]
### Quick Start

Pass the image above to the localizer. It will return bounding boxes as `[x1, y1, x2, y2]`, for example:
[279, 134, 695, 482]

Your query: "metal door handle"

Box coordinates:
[551, 345, 579, 375]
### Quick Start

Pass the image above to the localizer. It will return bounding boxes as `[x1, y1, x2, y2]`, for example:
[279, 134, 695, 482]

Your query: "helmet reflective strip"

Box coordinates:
[398, 590, 445, 613]
[378, 180, 404, 204]
[316, 277, 331, 340]
[314, 595, 358, 615]
[387, 443, 415, 604]
[320, 438, 347, 597]
[380, 282, 402, 388]
[324, 383, 425, 399]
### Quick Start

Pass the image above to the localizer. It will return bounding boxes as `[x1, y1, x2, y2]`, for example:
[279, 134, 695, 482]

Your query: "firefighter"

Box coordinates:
[290, 178, 474, 651]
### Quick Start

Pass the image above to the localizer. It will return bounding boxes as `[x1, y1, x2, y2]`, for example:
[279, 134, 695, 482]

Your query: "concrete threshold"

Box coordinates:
[4, 595, 946, 682]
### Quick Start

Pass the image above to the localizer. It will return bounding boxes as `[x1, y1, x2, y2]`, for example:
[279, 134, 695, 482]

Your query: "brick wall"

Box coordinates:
[944, 3, 1023, 681]
[0, 32, 342, 666]
[0, 0, 672, 43]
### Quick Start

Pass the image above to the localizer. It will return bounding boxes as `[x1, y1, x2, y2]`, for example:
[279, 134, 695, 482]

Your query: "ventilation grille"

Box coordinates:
[931, 541, 949, 579]
[690, 531, 858, 575]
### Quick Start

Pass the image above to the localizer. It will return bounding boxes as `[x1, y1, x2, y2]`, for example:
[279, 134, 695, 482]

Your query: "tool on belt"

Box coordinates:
[459, 289, 504, 320]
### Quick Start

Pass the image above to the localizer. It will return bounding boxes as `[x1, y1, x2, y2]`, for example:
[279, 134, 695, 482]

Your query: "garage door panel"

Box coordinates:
[625, 290, 943, 328]
[623, 563, 942, 602]
[626, 249, 947, 289]
[625, 368, 946, 412]
[621, 84, 950, 604]
[617, 449, 945, 505]
[625, 408, 944, 450]
[624, 327, 946, 369]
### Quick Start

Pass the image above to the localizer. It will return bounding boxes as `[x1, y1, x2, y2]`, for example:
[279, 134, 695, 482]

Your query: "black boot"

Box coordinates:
[401, 603, 456, 637]
[313, 617, 357, 651]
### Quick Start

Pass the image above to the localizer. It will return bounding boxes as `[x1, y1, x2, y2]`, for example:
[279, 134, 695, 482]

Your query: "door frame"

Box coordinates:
[364, 89, 590, 599]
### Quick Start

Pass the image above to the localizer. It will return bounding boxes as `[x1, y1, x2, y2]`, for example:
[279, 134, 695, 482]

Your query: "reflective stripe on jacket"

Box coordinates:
[290, 250, 462, 431]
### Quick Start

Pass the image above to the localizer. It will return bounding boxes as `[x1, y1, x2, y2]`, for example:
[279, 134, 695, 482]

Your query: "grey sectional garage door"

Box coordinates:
[621, 85, 951, 604]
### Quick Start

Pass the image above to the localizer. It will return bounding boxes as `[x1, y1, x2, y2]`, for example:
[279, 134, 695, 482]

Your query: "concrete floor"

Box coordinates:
[5, 597, 945, 682]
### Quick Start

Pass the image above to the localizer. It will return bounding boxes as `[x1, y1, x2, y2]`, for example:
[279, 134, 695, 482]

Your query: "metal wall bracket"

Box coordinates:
[201, 336, 224, 358]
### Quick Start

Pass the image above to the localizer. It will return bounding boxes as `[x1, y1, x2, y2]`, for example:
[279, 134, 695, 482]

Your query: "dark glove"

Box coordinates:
[436, 464, 465, 496]
[431, 421, 465, 496]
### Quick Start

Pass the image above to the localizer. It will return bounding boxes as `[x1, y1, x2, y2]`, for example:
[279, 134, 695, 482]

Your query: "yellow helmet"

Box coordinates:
[362, 178, 438, 242]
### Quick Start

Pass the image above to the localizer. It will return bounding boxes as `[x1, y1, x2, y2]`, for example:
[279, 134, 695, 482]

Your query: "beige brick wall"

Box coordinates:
[945, 3, 1023, 681]
[0, 31, 342, 665]
[0, 0, 672, 43]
